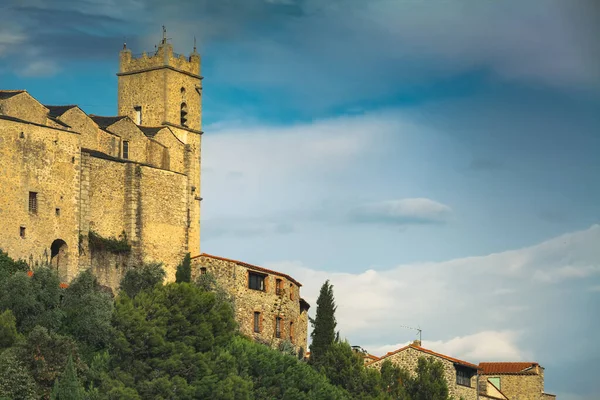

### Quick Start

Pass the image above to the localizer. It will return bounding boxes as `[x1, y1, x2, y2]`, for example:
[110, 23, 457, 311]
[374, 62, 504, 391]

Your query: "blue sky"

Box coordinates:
[2, 0, 599, 398]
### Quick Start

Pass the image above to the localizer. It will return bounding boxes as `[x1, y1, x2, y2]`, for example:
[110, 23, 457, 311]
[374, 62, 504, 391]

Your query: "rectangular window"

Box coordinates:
[488, 377, 501, 390]
[20, 226, 26, 238]
[134, 106, 142, 125]
[200, 267, 207, 275]
[122, 141, 129, 160]
[276, 278, 282, 295]
[55, 208, 60, 216]
[456, 368, 472, 387]
[289, 283, 294, 300]
[275, 317, 282, 338]
[253, 312, 261, 333]
[28, 192, 37, 214]
[248, 272, 266, 291]
[289, 321, 294, 343]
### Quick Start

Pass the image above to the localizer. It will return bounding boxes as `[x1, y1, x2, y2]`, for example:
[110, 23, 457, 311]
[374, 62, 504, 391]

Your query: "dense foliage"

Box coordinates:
[309, 280, 337, 367]
[0, 250, 453, 400]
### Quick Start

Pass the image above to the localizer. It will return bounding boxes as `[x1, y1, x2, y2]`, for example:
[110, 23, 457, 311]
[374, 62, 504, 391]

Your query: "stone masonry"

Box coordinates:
[192, 254, 310, 355]
[367, 342, 480, 400]
[0, 34, 309, 350]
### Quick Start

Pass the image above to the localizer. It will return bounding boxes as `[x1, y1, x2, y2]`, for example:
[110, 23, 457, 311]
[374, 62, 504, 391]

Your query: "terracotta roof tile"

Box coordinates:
[368, 344, 480, 370]
[193, 253, 303, 287]
[479, 362, 539, 375]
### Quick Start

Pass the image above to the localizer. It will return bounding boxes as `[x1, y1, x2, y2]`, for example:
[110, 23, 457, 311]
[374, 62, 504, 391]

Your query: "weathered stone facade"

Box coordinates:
[367, 343, 480, 400]
[192, 254, 310, 355]
[1, 36, 309, 352]
[479, 363, 556, 400]
[0, 39, 202, 287]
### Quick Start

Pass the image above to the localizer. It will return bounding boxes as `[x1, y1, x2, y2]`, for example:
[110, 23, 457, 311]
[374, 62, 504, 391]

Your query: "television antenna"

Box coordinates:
[399, 325, 422, 343]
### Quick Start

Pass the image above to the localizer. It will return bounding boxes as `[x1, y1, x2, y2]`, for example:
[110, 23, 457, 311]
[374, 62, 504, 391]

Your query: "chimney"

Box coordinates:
[412, 340, 422, 347]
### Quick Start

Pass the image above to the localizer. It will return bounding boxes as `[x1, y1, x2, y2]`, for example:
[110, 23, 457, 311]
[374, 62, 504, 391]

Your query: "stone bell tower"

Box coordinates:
[117, 28, 203, 256]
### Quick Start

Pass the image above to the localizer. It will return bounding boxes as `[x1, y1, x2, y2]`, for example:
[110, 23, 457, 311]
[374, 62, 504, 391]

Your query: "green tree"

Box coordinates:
[405, 357, 450, 400]
[319, 341, 385, 399]
[0, 349, 37, 400]
[0, 309, 19, 349]
[107, 282, 237, 398]
[17, 326, 85, 398]
[380, 359, 410, 400]
[309, 280, 337, 367]
[0, 267, 63, 333]
[0, 249, 28, 284]
[50, 355, 85, 400]
[175, 253, 192, 283]
[61, 270, 113, 354]
[119, 262, 165, 298]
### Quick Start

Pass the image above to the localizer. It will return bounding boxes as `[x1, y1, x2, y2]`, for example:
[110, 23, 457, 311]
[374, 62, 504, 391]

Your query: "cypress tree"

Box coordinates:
[50, 355, 85, 400]
[175, 253, 192, 283]
[309, 280, 337, 366]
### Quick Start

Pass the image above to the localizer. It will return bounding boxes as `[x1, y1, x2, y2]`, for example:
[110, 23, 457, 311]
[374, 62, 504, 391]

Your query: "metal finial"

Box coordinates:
[162, 25, 167, 44]
[193, 36, 197, 52]
[123, 42, 127, 50]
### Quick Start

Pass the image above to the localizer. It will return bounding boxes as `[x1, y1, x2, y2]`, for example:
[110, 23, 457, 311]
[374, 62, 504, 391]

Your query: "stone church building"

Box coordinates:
[0, 36, 308, 353]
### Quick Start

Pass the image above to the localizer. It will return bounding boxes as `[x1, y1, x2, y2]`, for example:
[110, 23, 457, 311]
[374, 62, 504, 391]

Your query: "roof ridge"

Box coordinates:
[196, 253, 302, 287]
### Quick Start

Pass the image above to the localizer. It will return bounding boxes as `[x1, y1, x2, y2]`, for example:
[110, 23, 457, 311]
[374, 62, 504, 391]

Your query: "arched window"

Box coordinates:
[180, 102, 188, 127]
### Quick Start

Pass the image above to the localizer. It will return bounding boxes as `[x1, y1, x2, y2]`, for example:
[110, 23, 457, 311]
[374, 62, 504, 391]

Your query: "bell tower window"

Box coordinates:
[180, 102, 188, 127]
[134, 106, 142, 125]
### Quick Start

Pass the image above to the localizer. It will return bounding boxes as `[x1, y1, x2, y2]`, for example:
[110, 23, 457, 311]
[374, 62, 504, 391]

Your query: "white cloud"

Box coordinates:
[18, 60, 60, 77]
[263, 224, 600, 364]
[349, 198, 453, 225]
[370, 330, 528, 362]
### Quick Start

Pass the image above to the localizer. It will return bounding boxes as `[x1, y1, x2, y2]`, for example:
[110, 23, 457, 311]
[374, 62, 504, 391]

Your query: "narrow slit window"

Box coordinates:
[275, 317, 282, 338]
[20, 226, 26, 238]
[253, 312, 261, 333]
[289, 283, 294, 300]
[28, 192, 38, 214]
[55, 208, 60, 216]
[276, 278, 282, 295]
[134, 106, 142, 125]
[289, 321, 294, 343]
[122, 141, 129, 160]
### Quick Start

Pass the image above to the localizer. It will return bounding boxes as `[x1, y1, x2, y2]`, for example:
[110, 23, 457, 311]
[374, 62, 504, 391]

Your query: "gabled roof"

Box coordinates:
[194, 253, 303, 287]
[45, 105, 79, 118]
[138, 126, 164, 138]
[89, 115, 128, 129]
[370, 343, 480, 370]
[0, 90, 25, 100]
[479, 362, 539, 375]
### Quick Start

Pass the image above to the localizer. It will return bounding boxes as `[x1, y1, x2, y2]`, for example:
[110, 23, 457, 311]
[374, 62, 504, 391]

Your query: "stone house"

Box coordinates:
[479, 362, 556, 400]
[192, 253, 310, 355]
[367, 341, 485, 400]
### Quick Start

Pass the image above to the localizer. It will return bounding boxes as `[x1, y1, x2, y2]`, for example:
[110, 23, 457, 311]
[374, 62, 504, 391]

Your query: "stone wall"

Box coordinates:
[0, 92, 49, 125]
[192, 255, 308, 354]
[480, 373, 545, 400]
[0, 118, 81, 281]
[368, 346, 478, 400]
[138, 165, 188, 282]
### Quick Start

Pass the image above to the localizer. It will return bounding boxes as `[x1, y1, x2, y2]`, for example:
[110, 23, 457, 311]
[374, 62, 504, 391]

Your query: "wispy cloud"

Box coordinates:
[349, 198, 453, 226]
[263, 224, 600, 371]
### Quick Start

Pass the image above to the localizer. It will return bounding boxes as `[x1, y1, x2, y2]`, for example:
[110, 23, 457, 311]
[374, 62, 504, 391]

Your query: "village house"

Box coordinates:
[479, 362, 556, 400]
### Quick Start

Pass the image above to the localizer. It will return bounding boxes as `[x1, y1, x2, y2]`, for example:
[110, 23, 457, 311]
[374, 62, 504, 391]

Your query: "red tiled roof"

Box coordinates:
[479, 362, 539, 375]
[193, 253, 302, 287]
[368, 344, 480, 370]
